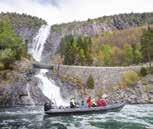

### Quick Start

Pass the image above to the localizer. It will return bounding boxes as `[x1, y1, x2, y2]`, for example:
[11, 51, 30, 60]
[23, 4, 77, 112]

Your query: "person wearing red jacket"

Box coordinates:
[96, 96, 107, 107]
[86, 96, 93, 108]
[96, 99, 106, 107]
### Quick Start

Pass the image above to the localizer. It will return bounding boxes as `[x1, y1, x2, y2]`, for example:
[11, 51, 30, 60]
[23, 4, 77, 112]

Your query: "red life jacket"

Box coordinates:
[97, 99, 107, 107]
[87, 98, 93, 108]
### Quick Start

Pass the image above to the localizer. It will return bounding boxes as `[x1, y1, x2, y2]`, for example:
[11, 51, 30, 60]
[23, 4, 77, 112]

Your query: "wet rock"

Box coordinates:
[0, 75, 50, 106]
[106, 75, 153, 104]
[0, 60, 50, 106]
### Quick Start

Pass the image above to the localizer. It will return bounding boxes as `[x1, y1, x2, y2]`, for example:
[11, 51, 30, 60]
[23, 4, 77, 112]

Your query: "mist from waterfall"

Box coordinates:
[31, 25, 68, 106]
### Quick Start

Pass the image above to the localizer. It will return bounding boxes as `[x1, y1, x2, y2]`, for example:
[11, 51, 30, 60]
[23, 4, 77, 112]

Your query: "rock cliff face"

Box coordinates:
[0, 59, 50, 106]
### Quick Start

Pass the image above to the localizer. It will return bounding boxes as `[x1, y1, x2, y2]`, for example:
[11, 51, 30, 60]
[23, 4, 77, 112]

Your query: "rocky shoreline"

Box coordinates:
[50, 69, 153, 105]
[0, 59, 153, 106]
[107, 75, 153, 104]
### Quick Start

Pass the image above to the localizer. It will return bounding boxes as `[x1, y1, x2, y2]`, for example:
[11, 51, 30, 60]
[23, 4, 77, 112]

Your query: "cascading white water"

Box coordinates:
[30, 25, 50, 62]
[30, 25, 68, 106]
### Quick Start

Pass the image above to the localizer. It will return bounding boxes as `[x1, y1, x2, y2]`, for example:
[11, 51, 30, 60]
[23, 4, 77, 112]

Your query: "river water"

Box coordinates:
[0, 105, 153, 129]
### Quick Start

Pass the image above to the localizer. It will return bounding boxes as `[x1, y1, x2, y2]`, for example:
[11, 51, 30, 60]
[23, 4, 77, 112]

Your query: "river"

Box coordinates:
[0, 105, 153, 129]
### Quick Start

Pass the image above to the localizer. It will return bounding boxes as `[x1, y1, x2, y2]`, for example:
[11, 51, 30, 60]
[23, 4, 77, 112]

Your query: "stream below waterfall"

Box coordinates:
[0, 105, 153, 129]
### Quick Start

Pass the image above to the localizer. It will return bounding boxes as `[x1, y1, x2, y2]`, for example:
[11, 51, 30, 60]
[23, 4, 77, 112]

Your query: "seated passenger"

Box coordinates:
[87, 96, 93, 108]
[81, 100, 87, 108]
[70, 98, 76, 108]
[44, 101, 54, 111]
[92, 98, 97, 107]
[97, 95, 107, 107]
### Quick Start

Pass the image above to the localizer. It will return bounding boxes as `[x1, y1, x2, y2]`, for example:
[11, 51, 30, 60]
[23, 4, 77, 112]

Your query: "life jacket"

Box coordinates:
[97, 99, 107, 107]
[87, 98, 93, 108]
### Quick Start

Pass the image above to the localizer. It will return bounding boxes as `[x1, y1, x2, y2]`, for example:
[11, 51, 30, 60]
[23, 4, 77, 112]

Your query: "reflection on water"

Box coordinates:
[0, 105, 153, 129]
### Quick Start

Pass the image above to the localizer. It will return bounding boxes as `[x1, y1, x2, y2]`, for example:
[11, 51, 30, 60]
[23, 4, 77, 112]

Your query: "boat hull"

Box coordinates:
[45, 102, 125, 116]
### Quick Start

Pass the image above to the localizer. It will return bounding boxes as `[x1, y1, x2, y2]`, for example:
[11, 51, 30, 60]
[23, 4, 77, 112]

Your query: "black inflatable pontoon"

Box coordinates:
[45, 102, 125, 116]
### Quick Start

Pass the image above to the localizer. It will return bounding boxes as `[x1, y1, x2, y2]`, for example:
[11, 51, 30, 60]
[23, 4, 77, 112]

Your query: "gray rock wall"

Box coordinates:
[55, 65, 141, 89]
[14, 26, 40, 54]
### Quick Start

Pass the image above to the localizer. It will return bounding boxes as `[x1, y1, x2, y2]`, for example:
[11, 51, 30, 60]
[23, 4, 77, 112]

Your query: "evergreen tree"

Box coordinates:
[141, 27, 153, 68]
[60, 35, 93, 65]
[87, 75, 94, 89]
[131, 44, 142, 64]
[123, 44, 133, 65]
[101, 44, 112, 66]
[0, 20, 26, 69]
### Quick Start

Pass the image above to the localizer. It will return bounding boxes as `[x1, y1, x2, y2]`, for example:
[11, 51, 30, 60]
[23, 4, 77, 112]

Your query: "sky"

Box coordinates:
[0, 0, 153, 25]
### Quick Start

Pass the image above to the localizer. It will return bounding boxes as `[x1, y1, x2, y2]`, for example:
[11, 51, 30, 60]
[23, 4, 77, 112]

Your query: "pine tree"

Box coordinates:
[141, 26, 153, 68]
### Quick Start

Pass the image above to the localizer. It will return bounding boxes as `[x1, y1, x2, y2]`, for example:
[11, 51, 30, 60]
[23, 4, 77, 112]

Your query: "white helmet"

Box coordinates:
[102, 94, 107, 99]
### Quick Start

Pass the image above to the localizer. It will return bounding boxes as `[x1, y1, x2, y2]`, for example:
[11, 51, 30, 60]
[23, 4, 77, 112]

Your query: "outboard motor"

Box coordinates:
[44, 102, 52, 111]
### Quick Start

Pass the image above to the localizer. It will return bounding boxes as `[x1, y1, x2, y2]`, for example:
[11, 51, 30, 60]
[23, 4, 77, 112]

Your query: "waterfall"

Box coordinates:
[30, 25, 68, 106]
[30, 25, 50, 62]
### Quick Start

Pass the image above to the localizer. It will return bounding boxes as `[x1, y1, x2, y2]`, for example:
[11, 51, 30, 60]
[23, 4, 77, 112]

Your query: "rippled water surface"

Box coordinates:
[0, 105, 153, 129]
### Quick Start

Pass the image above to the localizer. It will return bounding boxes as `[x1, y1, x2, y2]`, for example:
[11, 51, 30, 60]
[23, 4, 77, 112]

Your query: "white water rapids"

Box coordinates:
[30, 25, 68, 106]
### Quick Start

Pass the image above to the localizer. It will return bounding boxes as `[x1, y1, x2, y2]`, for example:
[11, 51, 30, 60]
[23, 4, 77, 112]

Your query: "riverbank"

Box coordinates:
[50, 66, 153, 105]
[107, 74, 153, 104]
[0, 60, 153, 106]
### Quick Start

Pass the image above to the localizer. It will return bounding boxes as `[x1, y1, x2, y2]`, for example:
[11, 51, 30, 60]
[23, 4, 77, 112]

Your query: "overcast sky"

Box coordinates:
[0, 0, 153, 25]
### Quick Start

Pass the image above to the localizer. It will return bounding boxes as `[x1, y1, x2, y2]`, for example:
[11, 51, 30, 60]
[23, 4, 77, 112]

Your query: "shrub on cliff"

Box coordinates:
[140, 67, 148, 76]
[122, 70, 139, 87]
[87, 75, 94, 89]
[0, 20, 27, 69]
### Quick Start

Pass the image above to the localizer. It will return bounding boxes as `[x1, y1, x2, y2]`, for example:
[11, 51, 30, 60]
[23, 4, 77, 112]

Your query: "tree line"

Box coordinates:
[60, 26, 153, 67]
[0, 20, 27, 69]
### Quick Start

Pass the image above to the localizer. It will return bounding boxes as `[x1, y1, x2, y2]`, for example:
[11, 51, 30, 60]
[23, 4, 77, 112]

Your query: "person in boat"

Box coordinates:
[70, 98, 76, 108]
[96, 94, 107, 107]
[87, 96, 93, 108]
[92, 98, 97, 107]
[44, 101, 54, 111]
[81, 100, 87, 108]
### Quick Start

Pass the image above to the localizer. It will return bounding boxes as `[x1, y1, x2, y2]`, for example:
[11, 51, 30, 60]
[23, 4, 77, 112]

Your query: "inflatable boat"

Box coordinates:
[45, 102, 125, 116]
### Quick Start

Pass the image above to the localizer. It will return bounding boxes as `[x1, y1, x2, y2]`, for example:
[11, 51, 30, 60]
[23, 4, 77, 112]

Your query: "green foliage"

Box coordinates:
[141, 27, 153, 68]
[132, 44, 142, 64]
[0, 12, 46, 28]
[111, 46, 123, 66]
[123, 44, 133, 65]
[0, 62, 4, 70]
[0, 20, 27, 69]
[60, 33, 144, 66]
[122, 71, 139, 87]
[101, 44, 112, 66]
[56, 13, 153, 66]
[87, 75, 94, 89]
[60, 35, 93, 65]
[140, 67, 148, 77]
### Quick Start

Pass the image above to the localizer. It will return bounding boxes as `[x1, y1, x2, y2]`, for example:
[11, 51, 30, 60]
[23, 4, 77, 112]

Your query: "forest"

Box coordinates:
[60, 26, 153, 67]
